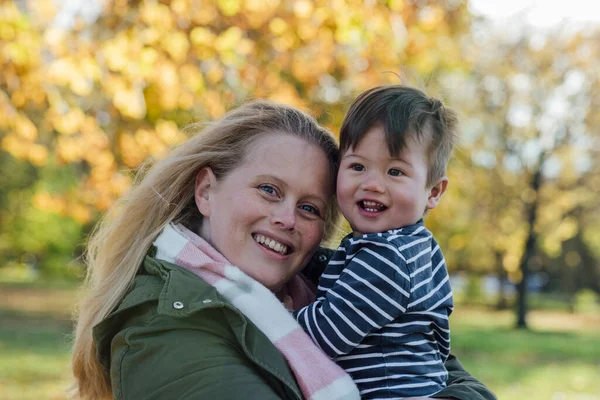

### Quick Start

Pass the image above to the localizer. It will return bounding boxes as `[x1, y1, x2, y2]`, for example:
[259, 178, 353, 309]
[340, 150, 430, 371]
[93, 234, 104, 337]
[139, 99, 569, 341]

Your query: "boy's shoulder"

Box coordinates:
[344, 221, 435, 257]
[354, 220, 431, 242]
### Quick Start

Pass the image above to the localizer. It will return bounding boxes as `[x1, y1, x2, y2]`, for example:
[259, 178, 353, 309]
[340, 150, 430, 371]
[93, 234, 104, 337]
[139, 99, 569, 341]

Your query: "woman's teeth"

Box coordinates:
[361, 200, 386, 212]
[254, 234, 288, 255]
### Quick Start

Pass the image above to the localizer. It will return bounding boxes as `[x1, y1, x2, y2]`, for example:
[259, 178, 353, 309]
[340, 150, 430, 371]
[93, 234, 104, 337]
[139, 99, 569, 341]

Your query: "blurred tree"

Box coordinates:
[437, 21, 600, 328]
[1, 0, 472, 273]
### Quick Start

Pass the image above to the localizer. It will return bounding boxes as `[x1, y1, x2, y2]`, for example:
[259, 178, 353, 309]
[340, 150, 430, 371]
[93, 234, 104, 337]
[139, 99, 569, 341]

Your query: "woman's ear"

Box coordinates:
[426, 176, 449, 211]
[195, 167, 216, 217]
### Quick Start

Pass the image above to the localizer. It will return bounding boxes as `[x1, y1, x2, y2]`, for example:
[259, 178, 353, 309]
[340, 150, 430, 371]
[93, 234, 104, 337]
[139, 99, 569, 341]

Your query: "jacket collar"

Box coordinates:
[92, 255, 303, 398]
[93, 256, 226, 370]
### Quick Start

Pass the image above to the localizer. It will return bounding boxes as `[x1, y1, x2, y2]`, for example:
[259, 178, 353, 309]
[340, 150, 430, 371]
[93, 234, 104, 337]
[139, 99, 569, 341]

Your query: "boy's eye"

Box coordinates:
[258, 184, 278, 196]
[350, 163, 365, 171]
[388, 168, 403, 176]
[299, 204, 320, 216]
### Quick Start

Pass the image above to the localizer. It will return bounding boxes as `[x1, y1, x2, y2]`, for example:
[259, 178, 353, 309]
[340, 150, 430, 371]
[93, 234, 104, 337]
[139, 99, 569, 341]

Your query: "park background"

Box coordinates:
[1, 0, 599, 399]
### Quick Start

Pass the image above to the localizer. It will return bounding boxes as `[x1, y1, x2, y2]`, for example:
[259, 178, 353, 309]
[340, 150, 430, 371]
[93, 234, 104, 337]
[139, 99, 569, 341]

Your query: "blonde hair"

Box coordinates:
[71, 100, 340, 399]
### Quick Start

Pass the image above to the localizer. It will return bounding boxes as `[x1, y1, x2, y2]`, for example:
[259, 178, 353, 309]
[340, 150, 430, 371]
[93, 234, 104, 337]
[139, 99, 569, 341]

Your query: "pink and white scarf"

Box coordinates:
[153, 223, 360, 400]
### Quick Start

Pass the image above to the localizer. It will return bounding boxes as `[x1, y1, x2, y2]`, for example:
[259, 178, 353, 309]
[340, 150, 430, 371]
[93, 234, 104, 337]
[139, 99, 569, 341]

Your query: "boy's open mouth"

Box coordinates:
[358, 200, 387, 213]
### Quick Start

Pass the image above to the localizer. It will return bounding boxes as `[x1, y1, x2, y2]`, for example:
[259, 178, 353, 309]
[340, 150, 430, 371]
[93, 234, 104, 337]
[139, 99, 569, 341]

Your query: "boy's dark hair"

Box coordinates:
[339, 85, 458, 186]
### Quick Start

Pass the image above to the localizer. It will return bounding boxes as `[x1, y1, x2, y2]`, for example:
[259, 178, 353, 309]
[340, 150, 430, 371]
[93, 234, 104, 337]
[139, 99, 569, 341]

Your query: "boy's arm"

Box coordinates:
[302, 249, 496, 400]
[292, 237, 410, 357]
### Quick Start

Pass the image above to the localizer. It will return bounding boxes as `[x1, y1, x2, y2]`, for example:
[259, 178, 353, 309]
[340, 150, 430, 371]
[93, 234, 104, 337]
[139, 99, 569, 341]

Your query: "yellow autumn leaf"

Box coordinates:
[140, 2, 173, 29]
[190, 27, 216, 46]
[388, 0, 405, 12]
[113, 86, 146, 119]
[120, 133, 147, 167]
[214, 27, 243, 53]
[170, 0, 190, 16]
[191, 4, 218, 25]
[178, 91, 195, 109]
[503, 252, 520, 273]
[293, 0, 313, 18]
[244, 0, 280, 27]
[419, 5, 445, 32]
[28, 144, 49, 166]
[217, 0, 241, 17]
[54, 108, 86, 135]
[162, 31, 190, 63]
[202, 90, 226, 118]
[204, 61, 224, 84]
[555, 217, 578, 242]
[269, 18, 288, 35]
[70, 204, 92, 224]
[155, 119, 184, 145]
[57, 136, 83, 163]
[2, 133, 27, 160]
[297, 21, 318, 41]
[47, 59, 75, 85]
[180, 63, 205, 92]
[110, 173, 132, 198]
[15, 114, 38, 140]
[70, 74, 93, 96]
[155, 60, 179, 89]
[267, 84, 304, 109]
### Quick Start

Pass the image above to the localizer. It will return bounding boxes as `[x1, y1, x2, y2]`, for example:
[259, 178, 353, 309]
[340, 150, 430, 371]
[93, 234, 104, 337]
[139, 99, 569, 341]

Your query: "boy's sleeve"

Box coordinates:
[292, 236, 411, 357]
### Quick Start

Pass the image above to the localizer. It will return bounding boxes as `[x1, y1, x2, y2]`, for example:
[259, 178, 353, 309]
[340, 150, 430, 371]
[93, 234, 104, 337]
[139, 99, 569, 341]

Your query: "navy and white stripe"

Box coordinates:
[293, 220, 453, 399]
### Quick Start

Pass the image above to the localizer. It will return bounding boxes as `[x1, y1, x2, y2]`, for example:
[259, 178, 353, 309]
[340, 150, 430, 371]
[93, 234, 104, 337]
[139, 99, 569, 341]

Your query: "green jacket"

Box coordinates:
[94, 249, 496, 400]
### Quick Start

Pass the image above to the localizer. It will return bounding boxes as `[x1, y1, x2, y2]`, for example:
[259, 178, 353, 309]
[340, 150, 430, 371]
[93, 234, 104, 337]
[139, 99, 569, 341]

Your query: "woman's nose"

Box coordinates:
[361, 172, 385, 193]
[270, 204, 296, 230]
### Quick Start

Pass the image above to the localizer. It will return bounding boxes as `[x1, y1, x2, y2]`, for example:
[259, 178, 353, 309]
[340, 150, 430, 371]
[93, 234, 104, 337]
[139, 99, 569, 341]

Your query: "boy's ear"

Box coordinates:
[426, 176, 449, 211]
[195, 167, 216, 217]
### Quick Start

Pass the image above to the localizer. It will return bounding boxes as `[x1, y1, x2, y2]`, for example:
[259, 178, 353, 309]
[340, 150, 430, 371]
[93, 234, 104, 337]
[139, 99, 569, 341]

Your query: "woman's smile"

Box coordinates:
[252, 232, 292, 256]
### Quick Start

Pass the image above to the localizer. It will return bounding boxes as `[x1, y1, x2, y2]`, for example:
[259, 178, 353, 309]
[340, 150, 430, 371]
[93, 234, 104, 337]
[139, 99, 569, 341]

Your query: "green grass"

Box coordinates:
[449, 307, 600, 400]
[0, 282, 76, 400]
[0, 281, 599, 400]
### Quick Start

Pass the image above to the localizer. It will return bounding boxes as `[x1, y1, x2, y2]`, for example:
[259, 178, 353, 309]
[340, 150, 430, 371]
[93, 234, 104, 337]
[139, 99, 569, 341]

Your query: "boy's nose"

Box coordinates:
[360, 173, 385, 193]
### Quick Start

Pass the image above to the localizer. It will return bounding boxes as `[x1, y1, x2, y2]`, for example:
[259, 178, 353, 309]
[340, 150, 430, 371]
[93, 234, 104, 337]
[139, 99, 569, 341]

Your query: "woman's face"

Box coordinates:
[195, 133, 334, 293]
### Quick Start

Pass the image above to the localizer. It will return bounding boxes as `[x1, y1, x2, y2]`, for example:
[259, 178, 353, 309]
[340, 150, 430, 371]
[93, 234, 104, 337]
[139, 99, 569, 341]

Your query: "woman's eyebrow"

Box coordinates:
[307, 194, 328, 207]
[253, 174, 287, 187]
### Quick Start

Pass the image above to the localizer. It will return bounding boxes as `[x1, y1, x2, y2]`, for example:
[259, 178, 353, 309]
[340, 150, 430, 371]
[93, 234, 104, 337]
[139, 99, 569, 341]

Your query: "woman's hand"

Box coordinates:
[282, 294, 294, 310]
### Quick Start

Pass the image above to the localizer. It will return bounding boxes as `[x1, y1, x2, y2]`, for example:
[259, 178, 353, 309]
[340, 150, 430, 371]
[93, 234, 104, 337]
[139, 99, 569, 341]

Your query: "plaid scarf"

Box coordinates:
[153, 223, 360, 400]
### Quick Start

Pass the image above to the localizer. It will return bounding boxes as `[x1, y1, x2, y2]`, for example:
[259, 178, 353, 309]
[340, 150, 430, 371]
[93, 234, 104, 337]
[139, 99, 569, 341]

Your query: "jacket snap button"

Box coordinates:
[173, 301, 184, 309]
[318, 254, 328, 262]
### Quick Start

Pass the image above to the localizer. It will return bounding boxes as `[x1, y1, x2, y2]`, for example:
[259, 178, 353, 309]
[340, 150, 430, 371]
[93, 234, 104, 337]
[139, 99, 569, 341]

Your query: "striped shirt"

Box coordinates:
[293, 220, 453, 399]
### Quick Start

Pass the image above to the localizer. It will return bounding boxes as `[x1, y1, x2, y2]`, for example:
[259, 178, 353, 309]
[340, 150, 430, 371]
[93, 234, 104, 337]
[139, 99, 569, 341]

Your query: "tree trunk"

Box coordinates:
[516, 153, 545, 329]
[495, 251, 508, 309]
[516, 223, 536, 329]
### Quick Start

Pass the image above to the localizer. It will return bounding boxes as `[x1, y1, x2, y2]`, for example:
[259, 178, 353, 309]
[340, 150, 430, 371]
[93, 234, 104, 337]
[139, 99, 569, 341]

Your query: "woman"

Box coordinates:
[72, 101, 494, 399]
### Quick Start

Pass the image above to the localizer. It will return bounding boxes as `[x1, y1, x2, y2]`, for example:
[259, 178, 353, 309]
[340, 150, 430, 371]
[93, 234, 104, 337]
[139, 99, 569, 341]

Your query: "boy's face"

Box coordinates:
[337, 124, 447, 236]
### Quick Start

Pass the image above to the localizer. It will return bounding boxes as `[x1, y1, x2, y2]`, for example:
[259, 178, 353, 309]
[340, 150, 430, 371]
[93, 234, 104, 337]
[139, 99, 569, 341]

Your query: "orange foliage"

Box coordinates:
[1, 0, 470, 222]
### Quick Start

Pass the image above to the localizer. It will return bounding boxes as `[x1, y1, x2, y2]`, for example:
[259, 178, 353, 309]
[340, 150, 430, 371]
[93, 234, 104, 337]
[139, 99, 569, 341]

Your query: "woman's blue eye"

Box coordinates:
[351, 164, 365, 171]
[259, 185, 278, 196]
[388, 168, 402, 176]
[299, 204, 320, 216]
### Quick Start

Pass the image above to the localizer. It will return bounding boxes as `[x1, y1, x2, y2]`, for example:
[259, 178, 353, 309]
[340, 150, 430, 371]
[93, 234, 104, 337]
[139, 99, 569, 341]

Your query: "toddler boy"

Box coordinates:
[293, 85, 458, 399]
